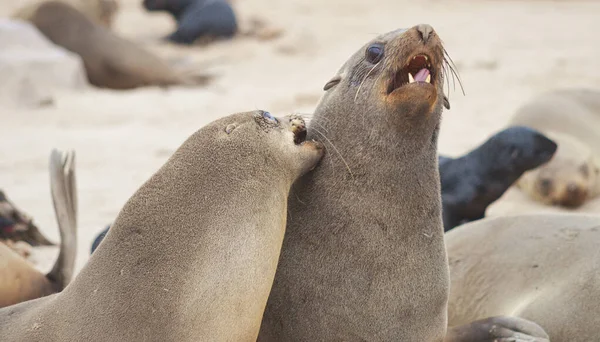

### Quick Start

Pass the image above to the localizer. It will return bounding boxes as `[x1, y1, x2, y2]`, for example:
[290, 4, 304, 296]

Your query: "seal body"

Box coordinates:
[143, 0, 237, 45]
[446, 213, 600, 342]
[12, 0, 119, 29]
[511, 88, 600, 208]
[439, 126, 557, 231]
[258, 25, 450, 341]
[0, 111, 323, 342]
[29, 1, 206, 90]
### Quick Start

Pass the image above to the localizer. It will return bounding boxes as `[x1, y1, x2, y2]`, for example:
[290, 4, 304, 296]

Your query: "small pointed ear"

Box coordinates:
[323, 75, 342, 91]
[443, 95, 451, 110]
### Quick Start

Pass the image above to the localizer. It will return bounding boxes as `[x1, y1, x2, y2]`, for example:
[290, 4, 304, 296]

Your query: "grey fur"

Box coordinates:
[0, 111, 323, 341]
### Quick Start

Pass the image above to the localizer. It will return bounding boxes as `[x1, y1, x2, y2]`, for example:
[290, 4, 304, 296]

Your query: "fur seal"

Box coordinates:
[511, 88, 600, 208]
[446, 213, 600, 342]
[143, 0, 238, 45]
[29, 1, 212, 90]
[439, 126, 557, 231]
[257, 25, 546, 342]
[12, 0, 119, 29]
[0, 149, 77, 308]
[0, 110, 323, 341]
[0, 190, 54, 249]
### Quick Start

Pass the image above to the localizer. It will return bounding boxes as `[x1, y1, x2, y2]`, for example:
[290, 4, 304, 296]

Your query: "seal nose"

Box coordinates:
[562, 183, 587, 208]
[416, 24, 434, 43]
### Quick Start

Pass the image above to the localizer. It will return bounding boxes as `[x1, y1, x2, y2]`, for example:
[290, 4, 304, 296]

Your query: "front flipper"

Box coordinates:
[445, 316, 549, 342]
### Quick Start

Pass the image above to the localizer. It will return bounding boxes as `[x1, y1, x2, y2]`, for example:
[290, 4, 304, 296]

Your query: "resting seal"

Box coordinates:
[0, 111, 323, 341]
[439, 126, 557, 231]
[257, 25, 546, 341]
[0, 149, 77, 308]
[446, 213, 600, 342]
[0, 190, 54, 250]
[511, 88, 600, 208]
[143, 0, 238, 45]
[12, 0, 119, 29]
[29, 1, 212, 90]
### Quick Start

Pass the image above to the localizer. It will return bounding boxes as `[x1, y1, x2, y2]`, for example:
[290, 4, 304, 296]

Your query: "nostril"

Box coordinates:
[416, 24, 434, 43]
[567, 183, 579, 195]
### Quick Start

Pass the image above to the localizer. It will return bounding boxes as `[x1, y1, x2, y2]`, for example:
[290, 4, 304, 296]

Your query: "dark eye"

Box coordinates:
[365, 44, 384, 64]
[262, 111, 277, 123]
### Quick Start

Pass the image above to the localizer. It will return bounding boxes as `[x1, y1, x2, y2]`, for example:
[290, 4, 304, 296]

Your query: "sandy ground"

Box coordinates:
[1, 0, 599, 275]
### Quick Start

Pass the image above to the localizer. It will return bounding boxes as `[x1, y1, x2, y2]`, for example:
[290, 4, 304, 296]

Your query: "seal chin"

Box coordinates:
[387, 54, 436, 95]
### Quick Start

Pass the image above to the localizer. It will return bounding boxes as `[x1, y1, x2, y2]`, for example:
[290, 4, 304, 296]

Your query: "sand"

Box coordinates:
[1, 0, 599, 274]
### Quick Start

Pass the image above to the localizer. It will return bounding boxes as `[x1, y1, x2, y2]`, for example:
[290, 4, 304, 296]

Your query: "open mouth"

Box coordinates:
[387, 54, 434, 94]
[292, 123, 307, 145]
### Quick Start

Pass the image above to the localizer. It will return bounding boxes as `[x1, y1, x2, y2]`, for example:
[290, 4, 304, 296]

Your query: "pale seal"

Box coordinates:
[29, 1, 212, 90]
[446, 213, 600, 342]
[0, 110, 323, 342]
[12, 0, 119, 29]
[511, 88, 600, 208]
[257, 25, 548, 342]
[439, 126, 557, 230]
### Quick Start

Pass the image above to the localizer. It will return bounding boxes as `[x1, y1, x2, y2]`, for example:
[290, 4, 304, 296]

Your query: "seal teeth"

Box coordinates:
[425, 75, 431, 83]
[408, 73, 415, 83]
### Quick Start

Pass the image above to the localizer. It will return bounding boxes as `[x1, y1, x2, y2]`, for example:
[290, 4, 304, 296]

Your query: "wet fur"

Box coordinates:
[29, 2, 211, 90]
[439, 126, 557, 231]
[446, 213, 600, 342]
[511, 88, 600, 208]
[0, 111, 322, 342]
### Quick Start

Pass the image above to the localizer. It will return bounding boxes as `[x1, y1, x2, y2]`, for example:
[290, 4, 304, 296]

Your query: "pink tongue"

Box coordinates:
[414, 68, 430, 82]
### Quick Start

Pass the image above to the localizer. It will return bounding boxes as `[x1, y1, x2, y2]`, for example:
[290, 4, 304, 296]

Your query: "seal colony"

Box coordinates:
[512, 88, 600, 208]
[257, 25, 548, 341]
[439, 126, 557, 231]
[0, 149, 77, 308]
[0, 110, 324, 341]
[28, 1, 213, 90]
[446, 213, 600, 342]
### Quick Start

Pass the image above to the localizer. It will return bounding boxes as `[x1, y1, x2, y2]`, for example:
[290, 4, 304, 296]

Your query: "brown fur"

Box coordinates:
[12, 0, 119, 29]
[0, 149, 77, 309]
[258, 25, 450, 341]
[0, 111, 323, 342]
[29, 2, 212, 90]
[511, 88, 600, 208]
[446, 213, 600, 342]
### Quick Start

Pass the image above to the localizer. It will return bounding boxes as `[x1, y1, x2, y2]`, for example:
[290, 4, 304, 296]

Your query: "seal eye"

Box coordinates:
[262, 111, 278, 123]
[365, 44, 384, 64]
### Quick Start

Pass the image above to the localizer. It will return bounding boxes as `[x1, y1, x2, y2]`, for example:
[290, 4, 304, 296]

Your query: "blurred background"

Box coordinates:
[1, 0, 598, 274]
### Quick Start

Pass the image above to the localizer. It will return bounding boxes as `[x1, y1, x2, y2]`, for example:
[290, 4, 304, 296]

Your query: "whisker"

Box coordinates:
[354, 61, 381, 103]
[312, 128, 355, 180]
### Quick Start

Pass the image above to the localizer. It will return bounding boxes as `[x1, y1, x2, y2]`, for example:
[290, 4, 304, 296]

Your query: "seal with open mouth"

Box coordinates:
[258, 25, 549, 342]
[0, 111, 324, 342]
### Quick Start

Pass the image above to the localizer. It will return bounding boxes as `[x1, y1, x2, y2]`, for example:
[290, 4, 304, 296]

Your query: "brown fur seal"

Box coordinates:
[29, 1, 212, 90]
[511, 88, 600, 208]
[257, 25, 547, 342]
[446, 213, 600, 342]
[12, 0, 119, 29]
[0, 149, 77, 308]
[0, 110, 323, 341]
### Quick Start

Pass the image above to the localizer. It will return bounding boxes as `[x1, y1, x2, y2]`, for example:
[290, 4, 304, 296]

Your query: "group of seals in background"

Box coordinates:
[9, 0, 239, 91]
[0, 111, 324, 341]
[0, 150, 77, 309]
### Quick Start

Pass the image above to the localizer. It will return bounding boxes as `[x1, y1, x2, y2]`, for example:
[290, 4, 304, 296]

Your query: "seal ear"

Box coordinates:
[443, 95, 451, 110]
[323, 75, 342, 91]
[225, 124, 237, 134]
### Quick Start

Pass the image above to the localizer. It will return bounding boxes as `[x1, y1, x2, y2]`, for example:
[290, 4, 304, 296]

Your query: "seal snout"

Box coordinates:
[290, 116, 307, 145]
[387, 54, 434, 94]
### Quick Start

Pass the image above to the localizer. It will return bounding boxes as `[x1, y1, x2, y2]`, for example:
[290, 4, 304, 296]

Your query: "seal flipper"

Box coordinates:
[46, 149, 78, 291]
[444, 316, 549, 342]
